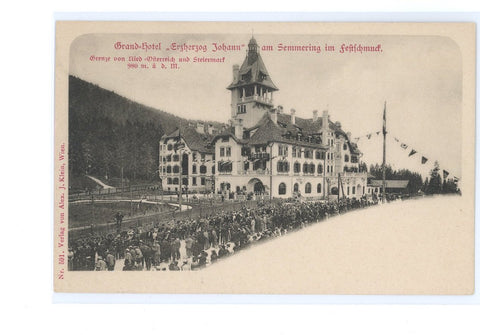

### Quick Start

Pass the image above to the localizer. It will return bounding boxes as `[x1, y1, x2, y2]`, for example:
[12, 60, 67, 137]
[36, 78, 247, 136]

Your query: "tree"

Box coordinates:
[426, 161, 442, 194]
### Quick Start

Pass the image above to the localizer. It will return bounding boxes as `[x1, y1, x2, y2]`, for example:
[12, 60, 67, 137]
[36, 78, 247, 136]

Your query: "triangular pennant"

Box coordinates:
[443, 170, 450, 179]
[394, 137, 400, 142]
[366, 134, 372, 139]
[408, 149, 417, 157]
[421, 156, 428, 164]
[400, 143, 408, 149]
[376, 131, 380, 135]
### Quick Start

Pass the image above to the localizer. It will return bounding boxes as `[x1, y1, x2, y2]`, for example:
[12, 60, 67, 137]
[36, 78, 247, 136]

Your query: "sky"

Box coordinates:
[70, 33, 462, 179]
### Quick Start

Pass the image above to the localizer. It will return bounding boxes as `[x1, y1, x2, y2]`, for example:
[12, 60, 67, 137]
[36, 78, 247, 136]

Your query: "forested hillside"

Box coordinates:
[68, 75, 195, 184]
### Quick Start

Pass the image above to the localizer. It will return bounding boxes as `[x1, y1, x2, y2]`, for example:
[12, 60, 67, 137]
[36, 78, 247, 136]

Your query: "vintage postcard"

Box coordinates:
[54, 21, 475, 294]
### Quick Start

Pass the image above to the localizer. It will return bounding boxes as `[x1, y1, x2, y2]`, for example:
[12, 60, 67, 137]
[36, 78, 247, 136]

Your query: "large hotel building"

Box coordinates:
[159, 37, 367, 199]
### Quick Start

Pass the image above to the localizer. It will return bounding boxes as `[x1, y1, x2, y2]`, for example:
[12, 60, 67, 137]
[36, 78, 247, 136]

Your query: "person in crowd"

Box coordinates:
[105, 250, 115, 271]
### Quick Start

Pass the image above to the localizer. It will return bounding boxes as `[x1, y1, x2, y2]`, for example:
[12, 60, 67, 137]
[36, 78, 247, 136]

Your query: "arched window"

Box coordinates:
[317, 183, 322, 193]
[278, 183, 286, 195]
[305, 182, 312, 194]
[317, 164, 323, 174]
[192, 164, 197, 174]
[167, 144, 173, 151]
[173, 177, 179, 185]
[294, 162, 301, 174]
[303, 163, 308, 174]
[294, 183, 299, 193]
[200, 165, 207, 174]
[309, 163, 315, 174]
[173, 165, 179, 174]
[331, 186, 338, 195]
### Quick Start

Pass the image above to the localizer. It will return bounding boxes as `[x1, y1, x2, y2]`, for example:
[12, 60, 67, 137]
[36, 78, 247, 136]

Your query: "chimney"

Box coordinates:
[278, 105, 284, 114]
[290, 108, 296, 125]
[313, 110, 318, 122]
[234, 119, 243, 139]
[207, 123, 214, 135]
[232, 64, 240, 82]
[196, 122, 205, 134]
[322, 110, 329, 130]
[270, 109, 278, 124]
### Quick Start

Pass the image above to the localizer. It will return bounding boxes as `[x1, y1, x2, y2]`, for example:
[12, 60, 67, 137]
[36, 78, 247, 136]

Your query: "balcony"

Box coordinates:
[241, 95, 273, 106]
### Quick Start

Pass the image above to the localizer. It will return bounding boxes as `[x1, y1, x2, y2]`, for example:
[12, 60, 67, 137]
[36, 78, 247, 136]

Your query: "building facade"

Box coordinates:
[212, 37, 368, 199]
[159, 123, 218, 194]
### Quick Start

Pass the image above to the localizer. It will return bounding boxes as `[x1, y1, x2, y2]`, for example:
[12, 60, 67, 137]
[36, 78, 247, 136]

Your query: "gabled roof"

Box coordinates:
[227, 38, 278, 91]
[246, 113, 326, 149]
[368, 180, 409, 188]
[162, 126, 215, 154]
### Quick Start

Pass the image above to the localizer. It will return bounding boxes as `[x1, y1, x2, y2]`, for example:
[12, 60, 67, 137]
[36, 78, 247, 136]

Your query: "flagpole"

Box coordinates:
[382, 101, 387, 203]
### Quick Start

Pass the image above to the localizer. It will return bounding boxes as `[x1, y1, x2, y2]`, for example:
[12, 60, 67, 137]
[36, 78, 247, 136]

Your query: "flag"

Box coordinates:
[376, 131, 380, 135]
[408, 149, 417, 157]
[401, 143, 408, 149]
[394, 137, 399, 142]
[421, 156, 428, 164]
[443, 170, 449, 179]
[366, 134, 372, 139]
[382, 101, 387, 135]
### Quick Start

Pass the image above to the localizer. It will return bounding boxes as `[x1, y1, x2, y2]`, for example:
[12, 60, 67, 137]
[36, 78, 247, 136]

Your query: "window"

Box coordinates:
[317, 183, 322, 193]
[317, 164, 323, 174]
[344, 154, 350, 163]
[343, 143, 348, 151]
[192, 153, 197, 160]
[173, 178, 179, 185]
[305, 182, 312, 194]
[277, 161, 289, 173]
[278, 145, 288, 157]
[226, 147, 231, 157]
[237, 104, 247, 114]
[201, 153, 205, 160]
[347, 186, 350, 195]
[192, 165, 197, 174]
[292, 147, 297, 158]
[352, 186, 356, 195]
[200, 165, 207, 174]
[212, 165, 215, 174]
[351, 155, 358, 163]
[201, 177, 205, 185]
[167, 177, 172, 184]
[309, 163, 315, 174]
[279, 183, 286, 195]
[192, 177, 197, 185]
[303, 163, 309, 174]
[182, 178, 188, 186]
[173, 154, 179, 162]
[304, 149, 313, 159]
[167, 144, 173, 151]
[243, 161, 249, 171]
[173, 165, 180, 174]
[218, 161, 232, 173]
[166, 155, 172, 162]
[166, 166, 172, 173]
[294, 183, 299, 192]
[220, 147, 225, 157]
[331, 186, 338, 195]
[294, 162, 300, 174]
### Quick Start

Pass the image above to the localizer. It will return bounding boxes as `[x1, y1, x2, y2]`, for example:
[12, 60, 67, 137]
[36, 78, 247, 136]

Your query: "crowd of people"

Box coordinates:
[68, 196, 380, 272]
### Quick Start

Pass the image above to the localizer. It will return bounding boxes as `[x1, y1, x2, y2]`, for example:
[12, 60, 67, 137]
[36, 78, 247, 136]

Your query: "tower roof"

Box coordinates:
[227, 37, 278, 91]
